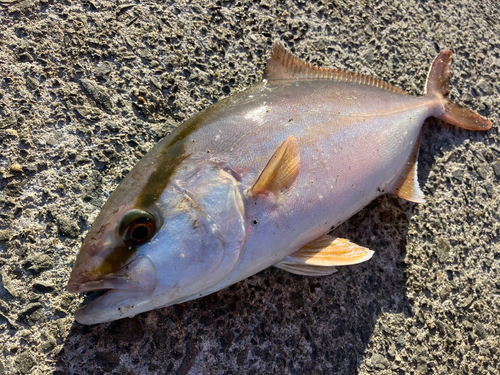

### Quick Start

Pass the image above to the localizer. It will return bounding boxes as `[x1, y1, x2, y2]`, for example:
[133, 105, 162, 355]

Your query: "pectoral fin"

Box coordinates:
[251, 135, 300, 199]
[274, 235, 374, 276]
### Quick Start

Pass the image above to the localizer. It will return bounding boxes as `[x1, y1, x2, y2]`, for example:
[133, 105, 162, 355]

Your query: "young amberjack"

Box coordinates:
[68, 41, 492, 324]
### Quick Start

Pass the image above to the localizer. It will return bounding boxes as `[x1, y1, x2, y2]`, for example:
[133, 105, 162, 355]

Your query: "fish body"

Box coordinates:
[68, 42, 492, 324]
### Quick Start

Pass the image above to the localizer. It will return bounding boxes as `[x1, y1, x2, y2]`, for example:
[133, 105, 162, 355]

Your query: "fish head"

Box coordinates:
[68, 153, 246, 324]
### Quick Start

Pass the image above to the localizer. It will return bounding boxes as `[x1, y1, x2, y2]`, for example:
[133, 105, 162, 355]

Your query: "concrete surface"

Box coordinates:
[0, 0, 499, 374]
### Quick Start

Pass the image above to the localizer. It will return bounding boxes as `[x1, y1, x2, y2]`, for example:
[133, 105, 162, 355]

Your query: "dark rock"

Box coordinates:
[25, 254, 54, 273]
[439, 286, 451, 300]
[461, 295, 474, 308]
[26, 76, 40, 91]
[19, 302, 43, 324]
[358, 325, 371, 344]
[5, 181, 24, 197]
[82, 170, 103, 205]
[18, 52, 33, 63]
[475, 323, 487, 339]
[476, 165, 489, 179]
[105, 121, 119, 132]
[362, 48, 374, 64]
[0, 230, 12, 241]
[451, 167, 464, 181]
[95, 351, 120, 372]
[415, 345, 429, 374]
[94, 61, 113, 77]
[435, 238, 451, 262]
[40, 333, 57, 351]
[0, 111, 18, 129]
[138, 48, 154, 61]
[116, 4, 136, 16]
[483, 181, 494, 197]
[74, 106, 101, 122]
[33, 281, 55, 294]
[492, 162, 500, 179]
[177, 340, 198, 375]
[369, 353, 390, 369]
[80, 79, 113, 113]
[14, 352, 36, 374]
[477, 78, 493, 95]
[57, 216, 80, 238]
[220, 329, 234, 348]
[109, 317, 145, 343]
[75, 154, 91, 164]
[462, 319, 474, 330]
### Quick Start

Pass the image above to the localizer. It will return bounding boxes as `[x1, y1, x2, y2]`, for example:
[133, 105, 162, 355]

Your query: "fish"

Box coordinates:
[67, 41, 493, 324]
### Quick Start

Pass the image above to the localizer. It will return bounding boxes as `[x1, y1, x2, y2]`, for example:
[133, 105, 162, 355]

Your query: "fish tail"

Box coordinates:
[426, 51, 493, 131]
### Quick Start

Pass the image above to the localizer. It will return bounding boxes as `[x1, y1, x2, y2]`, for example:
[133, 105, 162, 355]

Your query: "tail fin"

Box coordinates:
[426, 51, 493, 131]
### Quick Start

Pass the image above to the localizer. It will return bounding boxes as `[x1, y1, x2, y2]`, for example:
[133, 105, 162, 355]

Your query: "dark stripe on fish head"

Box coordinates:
[135, 141, 188, 208]
[135, 95, 234, 208]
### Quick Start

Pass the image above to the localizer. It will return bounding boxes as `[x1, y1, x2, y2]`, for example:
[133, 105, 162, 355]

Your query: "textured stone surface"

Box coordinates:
[0, 0, 499, 374]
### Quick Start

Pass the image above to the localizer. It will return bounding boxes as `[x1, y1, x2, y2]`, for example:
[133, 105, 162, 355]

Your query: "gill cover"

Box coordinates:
[153, 160, 247, 301]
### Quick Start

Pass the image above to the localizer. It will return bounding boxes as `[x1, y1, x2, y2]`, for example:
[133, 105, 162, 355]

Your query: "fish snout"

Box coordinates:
[67, 255, 157, 294]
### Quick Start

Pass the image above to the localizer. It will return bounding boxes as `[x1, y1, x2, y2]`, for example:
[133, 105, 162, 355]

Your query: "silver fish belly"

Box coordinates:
[67, 41, 492, 324]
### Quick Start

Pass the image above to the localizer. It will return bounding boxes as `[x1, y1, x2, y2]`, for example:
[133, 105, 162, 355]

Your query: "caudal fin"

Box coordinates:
[426, 51, 493, 131]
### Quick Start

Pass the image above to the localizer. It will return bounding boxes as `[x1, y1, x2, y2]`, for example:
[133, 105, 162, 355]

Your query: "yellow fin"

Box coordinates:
[292, 235, 374, 266]
[251, 135, 300, 198]
[264, 40, 407, 95]
[426, 51, 492, 131]
[389, 137, 425, 203]
[274, 235, 374, 276]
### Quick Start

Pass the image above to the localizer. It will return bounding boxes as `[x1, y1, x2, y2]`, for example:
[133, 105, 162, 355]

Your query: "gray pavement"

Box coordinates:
[0, 1, 499, 374]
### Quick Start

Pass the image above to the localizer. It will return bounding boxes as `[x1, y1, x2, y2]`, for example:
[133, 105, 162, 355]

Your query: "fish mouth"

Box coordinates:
[67, 255, 157, 295]
[67, 255, 158, 324]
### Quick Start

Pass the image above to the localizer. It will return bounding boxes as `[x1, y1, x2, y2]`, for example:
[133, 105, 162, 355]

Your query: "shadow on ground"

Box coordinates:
[54, 194, 413, 375]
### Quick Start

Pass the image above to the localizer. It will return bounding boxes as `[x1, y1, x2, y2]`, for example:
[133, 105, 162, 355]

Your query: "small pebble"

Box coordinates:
[10, 163, 23, 173]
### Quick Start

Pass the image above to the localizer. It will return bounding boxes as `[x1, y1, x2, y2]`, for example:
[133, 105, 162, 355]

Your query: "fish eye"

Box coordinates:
[119, 209, 157, 245]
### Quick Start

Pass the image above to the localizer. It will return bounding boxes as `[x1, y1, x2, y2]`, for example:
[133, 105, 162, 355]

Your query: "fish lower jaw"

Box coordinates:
[73, 289, 148, 325]
[73, 287, 221, 325]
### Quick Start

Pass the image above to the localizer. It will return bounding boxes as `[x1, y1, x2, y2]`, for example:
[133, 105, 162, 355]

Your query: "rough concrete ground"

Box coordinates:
[1, 0, 499, 374]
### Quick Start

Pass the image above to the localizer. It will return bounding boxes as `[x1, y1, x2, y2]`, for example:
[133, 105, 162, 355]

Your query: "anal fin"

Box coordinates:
[274, 235, 374, 276]
[389, 137, 425, 203]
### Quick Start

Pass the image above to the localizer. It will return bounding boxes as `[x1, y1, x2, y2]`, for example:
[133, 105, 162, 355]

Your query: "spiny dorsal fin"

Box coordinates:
[274, 235, 374, 276]
[251, 135, 300, 200]
[264, 40, 407, 95]
[389, 136, 425, 203]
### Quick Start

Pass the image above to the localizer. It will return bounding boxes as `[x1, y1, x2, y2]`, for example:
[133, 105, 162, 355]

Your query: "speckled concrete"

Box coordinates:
[0, 1, 499, 374]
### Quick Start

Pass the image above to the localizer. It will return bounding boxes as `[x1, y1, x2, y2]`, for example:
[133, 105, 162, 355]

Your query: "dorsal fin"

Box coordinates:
[389, 136, 425, 203]
[264, 40, 407, 95]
